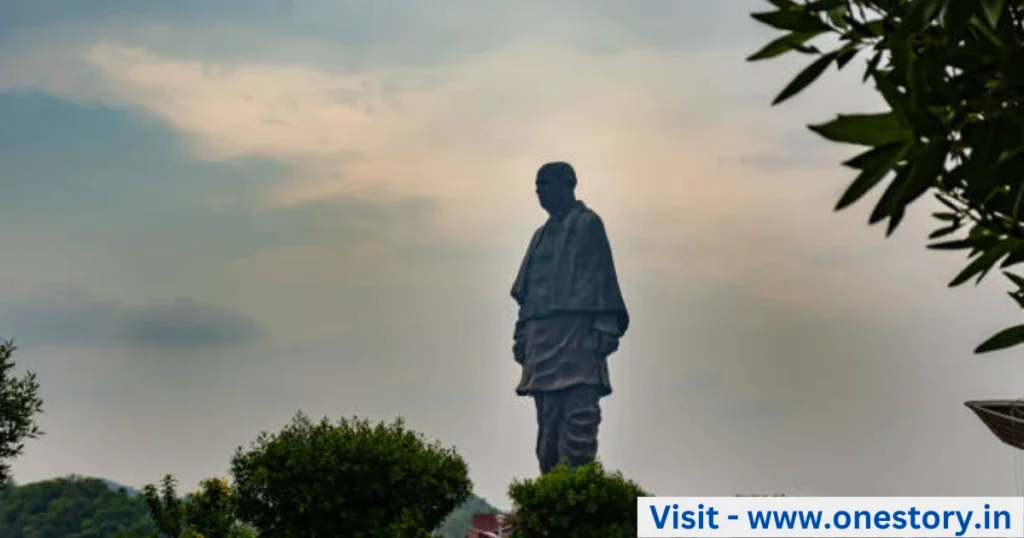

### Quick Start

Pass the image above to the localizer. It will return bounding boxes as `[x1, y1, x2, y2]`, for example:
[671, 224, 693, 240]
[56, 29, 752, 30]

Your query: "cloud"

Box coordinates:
[0, 287, 262, 350]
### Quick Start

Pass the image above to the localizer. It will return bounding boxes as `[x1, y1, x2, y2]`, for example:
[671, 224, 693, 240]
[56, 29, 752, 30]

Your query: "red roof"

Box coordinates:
[465, 513, 517, 537]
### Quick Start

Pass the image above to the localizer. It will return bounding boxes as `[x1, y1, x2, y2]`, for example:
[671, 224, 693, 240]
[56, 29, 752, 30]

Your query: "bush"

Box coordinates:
[507, 461, 649, 538]
[230, 412, 471, 537]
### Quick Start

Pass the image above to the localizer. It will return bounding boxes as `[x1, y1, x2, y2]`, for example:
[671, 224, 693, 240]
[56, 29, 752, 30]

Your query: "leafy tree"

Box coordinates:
[142, 475, 185, 538]
[230, 412, 471, 538]
[747, 0, 1024, 353]
[0, 339, 43, 485]
[141, 475, 257, 538]
[507, 460, 649, 538]
[0, 475, 154, 538]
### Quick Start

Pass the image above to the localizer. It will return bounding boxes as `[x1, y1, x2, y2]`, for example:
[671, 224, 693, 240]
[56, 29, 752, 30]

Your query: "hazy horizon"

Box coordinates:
[4, 0, 1024, 509]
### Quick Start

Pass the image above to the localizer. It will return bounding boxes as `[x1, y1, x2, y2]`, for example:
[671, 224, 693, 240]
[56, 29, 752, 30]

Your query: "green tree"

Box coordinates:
[230, 412, 471, 538]
[0, 339, 43, 485]
[747, 0, 1024, 353]
[0, 475, 154, 538]
[507, 460, 649, 538]
[142, 475, 185, 538]
[141, 475, 257, 538]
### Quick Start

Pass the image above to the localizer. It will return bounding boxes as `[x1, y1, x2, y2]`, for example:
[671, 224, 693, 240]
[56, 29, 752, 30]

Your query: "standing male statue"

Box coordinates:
[510, 161, 629, 474]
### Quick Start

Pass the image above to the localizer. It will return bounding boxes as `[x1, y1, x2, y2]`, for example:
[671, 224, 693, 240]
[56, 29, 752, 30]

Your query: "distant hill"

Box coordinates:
[101, 478, 141, 498]
[0, 475, 154, 538]
[1, 475, 500, 538]
[437, 493, 503, 538]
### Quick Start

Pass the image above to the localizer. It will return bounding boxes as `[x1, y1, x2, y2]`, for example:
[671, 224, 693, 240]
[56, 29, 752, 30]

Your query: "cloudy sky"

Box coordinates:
[4, 0, 1024, 507]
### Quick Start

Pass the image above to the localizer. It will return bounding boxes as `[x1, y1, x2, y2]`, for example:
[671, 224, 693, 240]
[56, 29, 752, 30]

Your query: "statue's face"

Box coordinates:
[535, 173, 572, 213]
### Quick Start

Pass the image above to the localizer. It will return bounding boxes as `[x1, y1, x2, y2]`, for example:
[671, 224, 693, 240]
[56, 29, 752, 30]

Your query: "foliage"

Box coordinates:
[0, 475, 154, 538]
[141, 474, 257, 538]
[230, 412, 471, 538]
[0, 339, 44, 485]
[748, 0, 1024, 353]
[507, 460, 649, 538]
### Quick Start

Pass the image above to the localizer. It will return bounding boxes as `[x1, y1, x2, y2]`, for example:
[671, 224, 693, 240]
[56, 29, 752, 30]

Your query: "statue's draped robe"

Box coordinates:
[510, 200, 628, 472]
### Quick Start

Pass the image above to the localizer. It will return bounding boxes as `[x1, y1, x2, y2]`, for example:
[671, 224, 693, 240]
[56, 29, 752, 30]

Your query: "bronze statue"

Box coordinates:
[510, 161, 629, 474]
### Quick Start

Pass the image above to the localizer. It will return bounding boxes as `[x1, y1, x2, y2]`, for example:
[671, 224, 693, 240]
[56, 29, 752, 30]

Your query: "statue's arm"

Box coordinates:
[512, 320, 527, 364]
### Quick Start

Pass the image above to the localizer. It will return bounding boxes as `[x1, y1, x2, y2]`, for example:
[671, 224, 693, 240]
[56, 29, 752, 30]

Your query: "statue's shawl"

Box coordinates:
[510, 201, 629, 335]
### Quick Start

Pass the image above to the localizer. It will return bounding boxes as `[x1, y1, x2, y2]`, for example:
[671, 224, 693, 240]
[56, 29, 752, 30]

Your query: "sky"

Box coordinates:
[4, 0, 1024, 509]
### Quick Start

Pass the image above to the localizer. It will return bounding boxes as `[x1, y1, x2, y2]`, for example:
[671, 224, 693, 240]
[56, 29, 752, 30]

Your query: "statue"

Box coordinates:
[510, 161, 629, 474]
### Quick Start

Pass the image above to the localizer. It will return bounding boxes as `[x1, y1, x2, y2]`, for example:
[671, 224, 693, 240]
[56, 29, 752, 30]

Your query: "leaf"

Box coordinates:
[836, 142, 908, 210]
[890, 141, 949, 210]
[942, 0, 975, 37]
[747, 32, 821, 61]
[751, 10, 833, 33]
[979, 0, 1005, 28]
[929, 223, 961, 239]
[808, 113, 913, 146]
[869, 166, 910, 224]
[842, 142, 906, 170]
[1005, 271, 1024, 289]
[975, 324, 1024, 353]
[905, 0, 945, 32]
[767, 0, 800, 8]
[886, 206, 905, 236]
[772, 51, 840, 105]
[835, 47, 860, 69]
[929, 239, 981, 250]
[933, 212, 957, 221]
[804, 0, 847, 11]
[948, 242, 1012, 287]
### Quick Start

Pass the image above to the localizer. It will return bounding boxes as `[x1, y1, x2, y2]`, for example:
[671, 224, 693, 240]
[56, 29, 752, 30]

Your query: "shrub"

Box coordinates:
[507, 461, 649, 538]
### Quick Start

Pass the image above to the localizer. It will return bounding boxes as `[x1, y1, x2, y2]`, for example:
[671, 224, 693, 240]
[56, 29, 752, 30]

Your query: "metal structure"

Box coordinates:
[965, 400, 1024, 450]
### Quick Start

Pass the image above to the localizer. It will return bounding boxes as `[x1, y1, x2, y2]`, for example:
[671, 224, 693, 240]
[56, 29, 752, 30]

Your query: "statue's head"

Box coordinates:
[535, 161, 576, 215]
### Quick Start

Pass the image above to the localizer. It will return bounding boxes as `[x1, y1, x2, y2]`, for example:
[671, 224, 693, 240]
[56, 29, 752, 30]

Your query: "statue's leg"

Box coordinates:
[533, 391, 561, 474]
[557, 384, 602, 468]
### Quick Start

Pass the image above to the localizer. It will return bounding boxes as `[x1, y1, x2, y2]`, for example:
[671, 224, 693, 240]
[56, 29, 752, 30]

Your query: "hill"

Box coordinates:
[0, 475, 154, 538]
[437, 493, 503, 538]
[0, 475, 500, 537]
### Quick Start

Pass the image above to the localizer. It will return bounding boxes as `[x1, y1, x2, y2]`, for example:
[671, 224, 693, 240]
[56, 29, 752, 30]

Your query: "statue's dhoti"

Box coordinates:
[533, 384, 602, 473]
[515, 316, 611, 473]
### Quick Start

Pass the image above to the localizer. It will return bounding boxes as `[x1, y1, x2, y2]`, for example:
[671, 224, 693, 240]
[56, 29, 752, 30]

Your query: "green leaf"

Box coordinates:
[930, 238, 983, 250]
[805, 0, 847, 11]
[1005, 271, 1024, 289]
[929, 223, 961, 239]
[975, 324, 1024, 353]
[869, 166, 910, 224]
[891, 141, 949, 209]
[772, 51, 840, 105]
[979, 0, 1005, 28]
[905, 0, 944, 32]
[948, 242, 1012, 287]
[942, 0, 975, 37]
[933, 212, 957, 221]
[809, 113, 913, 146]
[835, 47, 860, 69]
[767, 0, 800, 9]
[747, 32, 821, 61]
[836, 142, 908, 209]
[751, 10, 833, 33]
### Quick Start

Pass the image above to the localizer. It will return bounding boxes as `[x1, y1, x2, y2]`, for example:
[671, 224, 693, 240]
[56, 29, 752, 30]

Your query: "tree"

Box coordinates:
[747, 0, 1024, 353]
[507, 460, 649, 538]
[141, 475, 257, 538]
[0, 339, 43, 485]
[0, 476, 154, 538]
[142, 475, 185, 538]
[230, 412, 471, 538]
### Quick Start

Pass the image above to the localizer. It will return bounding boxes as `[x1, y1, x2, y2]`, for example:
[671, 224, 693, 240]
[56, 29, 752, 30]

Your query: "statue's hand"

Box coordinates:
[512, 338, 526, 364]
[591, 330, 619, 357]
